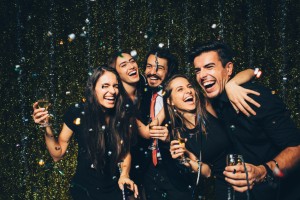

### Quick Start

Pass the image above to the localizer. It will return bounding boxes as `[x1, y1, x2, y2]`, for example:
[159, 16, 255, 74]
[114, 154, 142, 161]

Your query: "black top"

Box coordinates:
[181, 112, 233, 200]
[212, 82, 300, 200]
[63, 103, 122, 199]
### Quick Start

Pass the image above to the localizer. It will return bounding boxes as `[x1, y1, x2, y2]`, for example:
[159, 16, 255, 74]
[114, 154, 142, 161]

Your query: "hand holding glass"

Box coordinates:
[36, 88, 51, 128]
[174, 128, 187, 164]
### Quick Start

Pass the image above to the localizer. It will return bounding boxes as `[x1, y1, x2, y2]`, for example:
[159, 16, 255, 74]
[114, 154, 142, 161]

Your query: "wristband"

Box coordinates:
[262, 163, 275, 183]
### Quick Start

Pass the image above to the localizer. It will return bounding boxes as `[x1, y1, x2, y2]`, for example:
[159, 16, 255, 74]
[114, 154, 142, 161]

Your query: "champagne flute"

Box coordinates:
[148, 118, 159, 150]
[174, 127, 187, 164]
[36, 87, 51, 128]
[226, 154, 243, 200]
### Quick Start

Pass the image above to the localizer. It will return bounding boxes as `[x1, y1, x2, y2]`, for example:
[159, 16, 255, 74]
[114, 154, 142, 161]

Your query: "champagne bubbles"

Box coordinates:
[75, 103, 79, 108]
[101, 125, 106, 130]
[91, 164, 95, 168]
[66, 91, 71, 95]
[135, 165, 140, 169]
[158, 43, 164, 48]
[130, 50, 137, 57]
[68, 33, 75, 42]
[85, 18, 90, 24]
[211, 24, 217, 29]
[81, 111, 85, 115]
[107, 151, 112, 156]
[112, 176, 117, 180]
[88, 128, 93, 132]
[144, 34, 148, 39]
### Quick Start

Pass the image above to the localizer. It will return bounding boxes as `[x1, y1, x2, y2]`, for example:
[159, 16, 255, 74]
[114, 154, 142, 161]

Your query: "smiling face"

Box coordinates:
[167, 77, 196, 113]
[145, 54, 168, 88]
[193, 51, 233, 99]
[94, 71, 119, 109]
[115, 53, 140, 85]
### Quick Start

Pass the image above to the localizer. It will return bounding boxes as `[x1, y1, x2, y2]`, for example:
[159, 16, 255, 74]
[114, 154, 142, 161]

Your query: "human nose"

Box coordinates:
[149, 66, 157, 74]
[199, 68, 208, 79]
[109, 86, 116, 94]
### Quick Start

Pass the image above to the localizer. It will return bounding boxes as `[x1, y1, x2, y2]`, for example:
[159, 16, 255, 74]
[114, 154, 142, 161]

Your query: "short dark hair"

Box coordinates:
[144, 47, 178, 81]
[190, 41, 234, 67]
[107, 49, 133, 68]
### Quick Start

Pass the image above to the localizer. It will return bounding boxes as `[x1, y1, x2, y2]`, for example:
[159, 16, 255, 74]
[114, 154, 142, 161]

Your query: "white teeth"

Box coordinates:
[184, 96, 193, 102]
[129, 71, 137, 76]
[150, 77, 158, 80]
[105, 97, 115, 100]
[203, 81, 215, 86]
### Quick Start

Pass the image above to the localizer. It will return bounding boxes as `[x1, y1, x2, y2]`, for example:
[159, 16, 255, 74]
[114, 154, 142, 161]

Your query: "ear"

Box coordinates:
[225, 62, 234, 76]
[167, 98, 174, 106]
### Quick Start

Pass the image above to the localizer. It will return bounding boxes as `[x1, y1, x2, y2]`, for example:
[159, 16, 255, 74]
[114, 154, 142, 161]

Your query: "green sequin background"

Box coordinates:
[0, 0, 299, 199]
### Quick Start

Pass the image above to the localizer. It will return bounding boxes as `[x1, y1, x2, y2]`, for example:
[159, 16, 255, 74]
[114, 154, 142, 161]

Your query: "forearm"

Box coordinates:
[120, 153, 131, 178]
[230, 69, 255, 85]
[44, 127, 64, 161]
[267, 145, 300, 172]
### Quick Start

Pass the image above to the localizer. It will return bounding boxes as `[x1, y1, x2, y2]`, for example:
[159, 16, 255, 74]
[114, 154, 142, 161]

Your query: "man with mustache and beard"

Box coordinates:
[190, 41, 300, 200]
[136, 47, 182, 200]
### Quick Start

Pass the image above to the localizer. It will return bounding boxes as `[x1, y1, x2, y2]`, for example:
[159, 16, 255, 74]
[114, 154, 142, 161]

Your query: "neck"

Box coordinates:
[122, 81, 138, 102]
[182, 112, 196, 129]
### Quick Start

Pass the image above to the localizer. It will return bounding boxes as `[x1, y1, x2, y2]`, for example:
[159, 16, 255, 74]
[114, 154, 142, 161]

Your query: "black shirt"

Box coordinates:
[63, 103, 122, 199]
[212, 82, 300, 200]
[182, 112, 233, 200]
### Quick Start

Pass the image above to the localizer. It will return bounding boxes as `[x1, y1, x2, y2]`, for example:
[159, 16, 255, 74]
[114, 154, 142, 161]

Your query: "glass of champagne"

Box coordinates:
[226, 154, 243, 200]
[174, 127, 187, 164]
[36, 87, 51, 128]
[148, 118, 159, 150]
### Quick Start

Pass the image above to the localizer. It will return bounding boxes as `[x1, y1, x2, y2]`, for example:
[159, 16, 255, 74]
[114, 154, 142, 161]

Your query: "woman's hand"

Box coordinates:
[149, 125, 169, 142]
[118, 176, 138, 198]
[32, 102, 49, 125]
[225, 80, 261, 116]
[170, 140, 186, 159]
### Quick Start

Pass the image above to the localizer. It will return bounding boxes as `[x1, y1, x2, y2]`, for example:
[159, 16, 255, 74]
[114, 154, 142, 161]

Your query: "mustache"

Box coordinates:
[146, 74, 161, 80]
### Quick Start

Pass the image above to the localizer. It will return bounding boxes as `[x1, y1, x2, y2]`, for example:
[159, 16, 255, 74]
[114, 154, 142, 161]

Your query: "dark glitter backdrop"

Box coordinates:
[0, 0, 299, 199]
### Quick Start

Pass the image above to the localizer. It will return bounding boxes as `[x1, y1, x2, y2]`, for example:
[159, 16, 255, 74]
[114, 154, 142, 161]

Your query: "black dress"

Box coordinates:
[63, 103, 123, 200]
[181, 112, 233, 200]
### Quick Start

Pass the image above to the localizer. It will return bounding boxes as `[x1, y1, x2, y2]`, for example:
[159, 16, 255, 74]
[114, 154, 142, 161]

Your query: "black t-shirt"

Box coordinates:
[63, 103, 122, 199]
[181, 112, 232, 200]
[213, 82, 300, 200]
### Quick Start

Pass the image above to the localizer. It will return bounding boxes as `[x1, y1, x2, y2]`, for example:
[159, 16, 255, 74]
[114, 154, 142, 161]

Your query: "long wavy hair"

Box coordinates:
[163, 74, 207, 138]
[83, 65, 137, 172]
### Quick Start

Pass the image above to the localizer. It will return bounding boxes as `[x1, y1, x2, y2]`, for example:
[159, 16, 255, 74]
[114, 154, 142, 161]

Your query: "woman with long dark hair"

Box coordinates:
[165, 74, 235, 199]
[32, 65, 138, 199]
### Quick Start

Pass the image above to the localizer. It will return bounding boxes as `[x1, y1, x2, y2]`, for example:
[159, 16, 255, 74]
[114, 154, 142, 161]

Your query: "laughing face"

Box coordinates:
[115, 53, 140, 85]
[193, 51, 233, 99]
[145, 54, 168, 88]
[168, 77, 196, 113]
[95, 71, 119, 109]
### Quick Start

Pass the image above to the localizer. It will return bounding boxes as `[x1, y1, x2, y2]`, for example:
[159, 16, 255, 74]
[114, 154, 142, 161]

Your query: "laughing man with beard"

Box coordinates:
[135, 47, 186, 200]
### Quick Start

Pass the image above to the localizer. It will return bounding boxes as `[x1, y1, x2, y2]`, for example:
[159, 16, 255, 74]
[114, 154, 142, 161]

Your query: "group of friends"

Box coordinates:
[32, 41, 300, 200]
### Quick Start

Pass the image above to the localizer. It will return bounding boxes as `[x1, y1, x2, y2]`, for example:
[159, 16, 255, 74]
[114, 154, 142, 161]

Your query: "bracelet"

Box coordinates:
[271, 159, 280, 169]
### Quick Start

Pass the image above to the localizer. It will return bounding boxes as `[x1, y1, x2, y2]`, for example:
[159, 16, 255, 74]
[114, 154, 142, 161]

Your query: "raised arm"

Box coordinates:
[226, 69, 261, 116]
[32, 102, 73, 162]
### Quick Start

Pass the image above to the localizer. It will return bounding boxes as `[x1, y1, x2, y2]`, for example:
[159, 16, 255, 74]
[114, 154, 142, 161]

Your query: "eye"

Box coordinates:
[114, 84, 119, 88]
[130, 59, 136, 64]
[188, 84, 193, 88]
[194, 68, 200, 74]
[102, 85, 108, 89]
